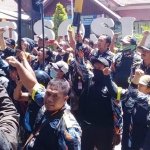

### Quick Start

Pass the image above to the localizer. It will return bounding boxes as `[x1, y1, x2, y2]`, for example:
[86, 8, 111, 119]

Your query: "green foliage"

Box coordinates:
[141, 26, 150, 31]
[115, 25, 150, 47]
[133, 33, 143, 45]
[115, 34, 122, 49]
[52, 3, 68, 39]
[134, 25, 150, 44]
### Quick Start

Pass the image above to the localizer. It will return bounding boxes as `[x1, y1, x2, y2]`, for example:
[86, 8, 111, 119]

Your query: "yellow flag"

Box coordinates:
[1, 18, 6, 22]
[74, 0, 84, 13]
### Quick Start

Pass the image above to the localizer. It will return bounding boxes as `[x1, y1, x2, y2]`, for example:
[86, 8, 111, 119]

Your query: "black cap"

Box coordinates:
[34, 70, 50, 87]
[5, 39, 15, 46]
[91, 57, 109, 67]
[37, 34, 48, 41]
[121, 35, 136, 45]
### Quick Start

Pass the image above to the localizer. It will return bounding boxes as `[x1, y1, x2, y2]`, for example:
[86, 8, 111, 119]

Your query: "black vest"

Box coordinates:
[114, 54, 133, 88]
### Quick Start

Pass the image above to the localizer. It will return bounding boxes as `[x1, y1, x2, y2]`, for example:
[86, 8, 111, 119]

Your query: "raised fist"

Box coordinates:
[135, 69, 144, 78]
[103, 67, 111, 76]
[0, 27, 6, 34]
[113, 33, 119, 39]
[143, 30, 150, 37]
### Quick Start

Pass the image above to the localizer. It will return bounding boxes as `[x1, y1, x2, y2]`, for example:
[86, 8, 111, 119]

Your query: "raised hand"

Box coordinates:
[113, 33, 119, 39]
[0, 27, 6, 34]
[135, 69, 144, 79]
[17, 50, 26, 61]
[143, 30, 150, 37]
[103, 67, 111, 76]
[5, 56, 20, 67]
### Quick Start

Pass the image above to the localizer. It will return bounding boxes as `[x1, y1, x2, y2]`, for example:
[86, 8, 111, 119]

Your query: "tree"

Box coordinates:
[52, 3, 68, 39]
[134, 26, 150, 44]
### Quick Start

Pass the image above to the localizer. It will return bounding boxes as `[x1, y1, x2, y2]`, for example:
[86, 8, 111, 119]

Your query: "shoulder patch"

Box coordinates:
[50, 119, 60, 129]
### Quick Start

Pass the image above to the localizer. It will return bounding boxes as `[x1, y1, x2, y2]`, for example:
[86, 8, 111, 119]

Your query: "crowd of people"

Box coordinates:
[0, 26, 150, 150]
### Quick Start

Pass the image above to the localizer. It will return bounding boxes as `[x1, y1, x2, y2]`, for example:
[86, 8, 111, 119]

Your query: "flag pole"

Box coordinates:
[71, 0, 74, 19]
[72, 0, 84, 33]
[18, 0, 22, 49]
[39, 0, 45, 71]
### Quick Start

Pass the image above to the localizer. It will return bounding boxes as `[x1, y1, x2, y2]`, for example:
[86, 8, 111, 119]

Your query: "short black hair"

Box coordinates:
[9, 65, 17, 71]
[48, 79, 70, 96]
[102, 34, 111, 47]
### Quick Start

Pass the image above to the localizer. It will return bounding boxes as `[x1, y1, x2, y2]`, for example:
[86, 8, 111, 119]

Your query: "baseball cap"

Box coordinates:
[51, 61, 69, 74]
[34, 70, 50, 88]
[5, 39, 15, 46]
[138, 43, 150, 51]
[91, 57, 109, 67]
[38, 34, 48, 40]
[121, 35, 136, 45]
[139, 75, 150, 86]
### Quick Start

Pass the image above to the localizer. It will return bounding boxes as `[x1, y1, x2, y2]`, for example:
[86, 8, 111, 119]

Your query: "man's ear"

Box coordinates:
[64, 95, 69, 102]
[45, 54, 49, 58]
[106, 43, 110, 48]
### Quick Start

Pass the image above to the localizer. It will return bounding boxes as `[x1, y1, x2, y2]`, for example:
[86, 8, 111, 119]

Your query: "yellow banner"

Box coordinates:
[74, 0, 84, 13]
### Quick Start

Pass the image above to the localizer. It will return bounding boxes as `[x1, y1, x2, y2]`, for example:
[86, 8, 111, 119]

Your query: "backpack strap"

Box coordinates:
[22, 109, 63, 150]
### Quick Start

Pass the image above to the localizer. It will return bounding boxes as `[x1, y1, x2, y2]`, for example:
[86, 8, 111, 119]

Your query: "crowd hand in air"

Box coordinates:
[8, 27, 13, 32]
[132, 69, 144, 85]
[68, 29, 73, 35]
[15, 79, 22, 88]
[6, 56, 20, 68]
[113, 33, 119, 39]
[143, 30, 150, 37]
[134, 69, 144, 79]
[0, 27, 6, 34]
[103, 67, 111, 76]
[16, 50, 26, 61]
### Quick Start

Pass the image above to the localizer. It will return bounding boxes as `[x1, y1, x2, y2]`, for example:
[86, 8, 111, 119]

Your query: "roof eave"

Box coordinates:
[109, 0, 121, 7]
[92, 0, 121, 20]
[44, 0, 54, 9]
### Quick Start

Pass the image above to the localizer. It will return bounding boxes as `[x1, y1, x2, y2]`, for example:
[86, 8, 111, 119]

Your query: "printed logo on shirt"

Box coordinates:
[116, 60, 121, 67]
[101, 87, 107, 97]
[50, 119, 60, 129]
[125, 97, 135, 108]
[101, 87, 107, 94]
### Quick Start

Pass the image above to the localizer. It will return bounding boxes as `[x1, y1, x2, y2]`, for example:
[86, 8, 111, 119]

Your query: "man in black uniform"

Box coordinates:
[74, 51, 121, 149]
[131, 43, 150, 76]
[111, 35, 141, 150]
[6, 56, 82, 150]
[111, 35, 141, 88]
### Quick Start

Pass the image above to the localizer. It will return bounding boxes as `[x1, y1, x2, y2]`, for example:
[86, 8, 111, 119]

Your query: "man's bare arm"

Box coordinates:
[0, 28, 7, 50]
[6, 56, 38, 95]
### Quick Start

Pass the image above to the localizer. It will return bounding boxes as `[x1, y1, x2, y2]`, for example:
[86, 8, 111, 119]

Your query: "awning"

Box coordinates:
[0, 9, 30, 20]
[92, 0, 121, 20]
[0, 12, 16, 20]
